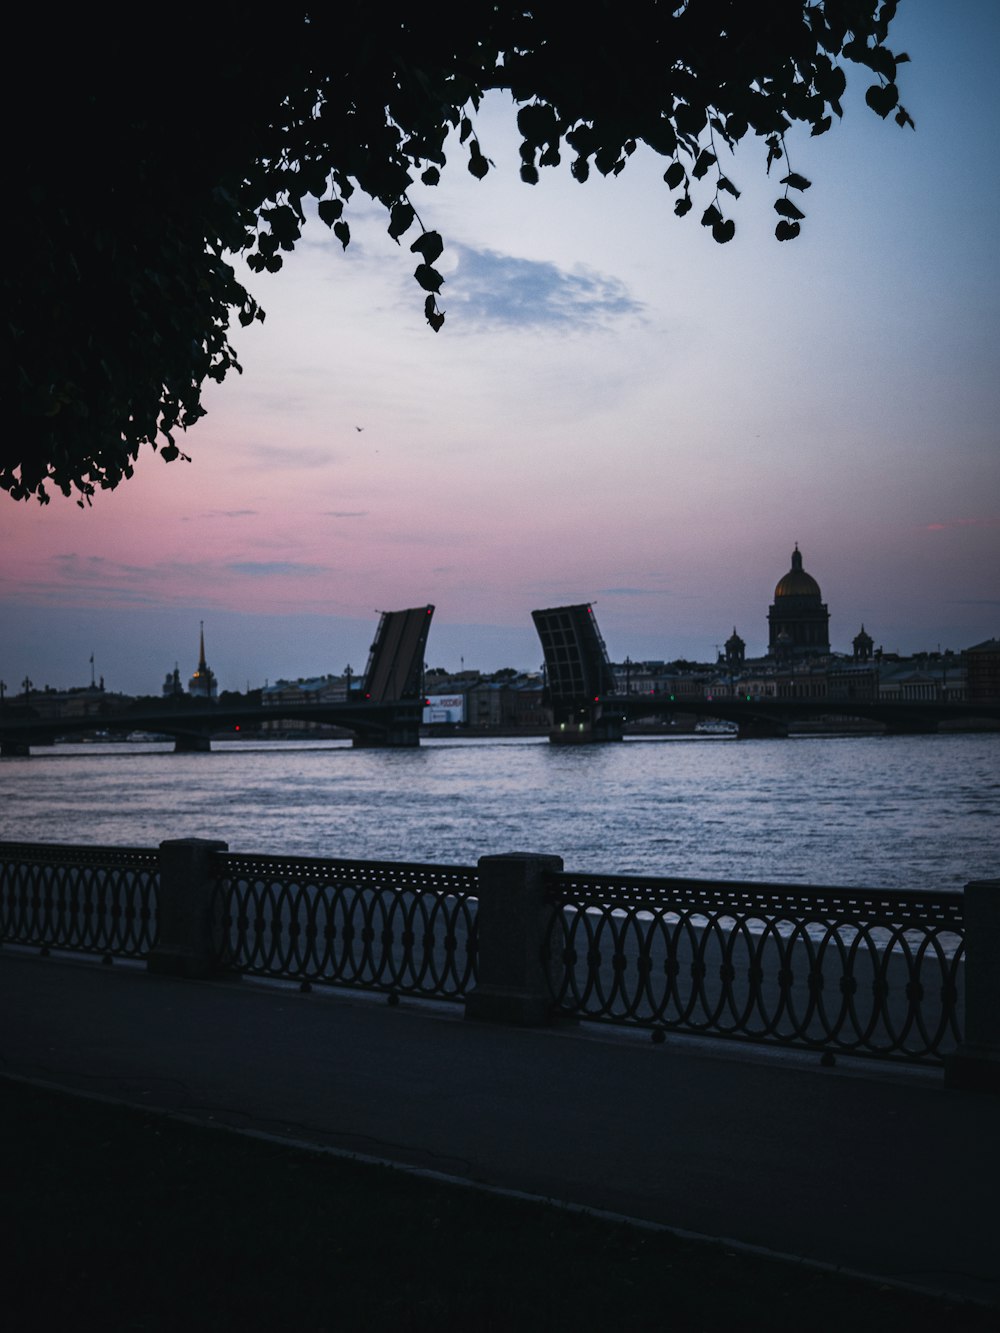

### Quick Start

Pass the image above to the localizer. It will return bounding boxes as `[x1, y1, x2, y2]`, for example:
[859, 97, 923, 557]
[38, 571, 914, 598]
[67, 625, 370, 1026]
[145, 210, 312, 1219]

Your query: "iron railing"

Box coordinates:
[545, 872, 965, 1062]
[0, 841, 159, 958]
[2, 839, 972, 1065]
[212, 852, 478, 1000]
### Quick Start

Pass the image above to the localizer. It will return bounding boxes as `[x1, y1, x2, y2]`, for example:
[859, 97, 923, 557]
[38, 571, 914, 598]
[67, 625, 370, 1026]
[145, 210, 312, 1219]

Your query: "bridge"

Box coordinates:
[532, 604, 621, 743]
[533, 603, 1000, 742]
[0, 606, 434, 756]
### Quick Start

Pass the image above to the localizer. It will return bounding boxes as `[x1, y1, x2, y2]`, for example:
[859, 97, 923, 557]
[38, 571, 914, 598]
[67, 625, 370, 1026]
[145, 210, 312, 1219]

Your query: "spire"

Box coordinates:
[198, 621, 207, 670]
[791, 544, 803, 572]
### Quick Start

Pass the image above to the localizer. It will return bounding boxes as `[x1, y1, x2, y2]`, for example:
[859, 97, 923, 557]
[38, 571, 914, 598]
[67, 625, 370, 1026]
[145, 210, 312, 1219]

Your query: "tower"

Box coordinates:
[767, 545, 830, 658]
[188, 622, 218, 699]
[724, 628, 745, 668]
[853, 625, 874, 663]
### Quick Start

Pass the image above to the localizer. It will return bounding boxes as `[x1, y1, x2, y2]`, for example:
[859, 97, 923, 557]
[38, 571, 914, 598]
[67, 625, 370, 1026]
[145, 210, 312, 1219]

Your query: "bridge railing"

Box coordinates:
[0, 840, 158, 958]
[543, 872, 965, 1063]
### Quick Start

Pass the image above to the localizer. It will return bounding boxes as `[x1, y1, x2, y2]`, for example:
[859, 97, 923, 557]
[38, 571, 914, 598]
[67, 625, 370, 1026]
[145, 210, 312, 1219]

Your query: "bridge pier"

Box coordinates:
[0, 740, 32, 757]
[174, 733, 212, 753]
[549, 709, 623, 745]
[736, 719, 789, 740]
[352, 723, 421, 748]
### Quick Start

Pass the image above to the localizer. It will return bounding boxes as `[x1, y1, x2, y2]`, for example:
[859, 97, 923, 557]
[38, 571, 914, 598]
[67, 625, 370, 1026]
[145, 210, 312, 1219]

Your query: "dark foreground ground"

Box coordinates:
[3, 1077, 996, 1333]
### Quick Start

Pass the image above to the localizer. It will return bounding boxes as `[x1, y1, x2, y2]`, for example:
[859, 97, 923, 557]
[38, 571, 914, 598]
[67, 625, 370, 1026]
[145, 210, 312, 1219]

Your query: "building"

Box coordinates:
[162, 665, 184, 697]
[767, 545, 830, 659]
[964, 639, 1000, 704]
[188, 623, 218, 699]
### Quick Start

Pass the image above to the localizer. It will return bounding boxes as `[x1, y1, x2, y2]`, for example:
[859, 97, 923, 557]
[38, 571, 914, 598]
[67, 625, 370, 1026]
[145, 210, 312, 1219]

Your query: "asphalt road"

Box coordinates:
[3, 950, 997, 1308]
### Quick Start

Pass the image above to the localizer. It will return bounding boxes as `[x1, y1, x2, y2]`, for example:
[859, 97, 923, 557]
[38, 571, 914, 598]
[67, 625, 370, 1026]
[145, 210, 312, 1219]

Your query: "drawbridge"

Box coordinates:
[531, 603, 622, 743]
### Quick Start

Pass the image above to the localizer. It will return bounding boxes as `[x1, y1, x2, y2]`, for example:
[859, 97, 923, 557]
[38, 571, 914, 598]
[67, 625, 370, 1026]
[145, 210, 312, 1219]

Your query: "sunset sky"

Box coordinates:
[3, 2, 998, 696]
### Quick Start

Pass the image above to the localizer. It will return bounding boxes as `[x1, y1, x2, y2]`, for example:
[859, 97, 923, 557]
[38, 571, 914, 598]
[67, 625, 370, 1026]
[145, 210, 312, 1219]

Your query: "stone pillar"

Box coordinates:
[465, 852, 562, 1026]
[946, 879, 1000, 1093]
[174, 733, 212, 753]
[736, 718, 789, 739]
[147, 838, 233, 979]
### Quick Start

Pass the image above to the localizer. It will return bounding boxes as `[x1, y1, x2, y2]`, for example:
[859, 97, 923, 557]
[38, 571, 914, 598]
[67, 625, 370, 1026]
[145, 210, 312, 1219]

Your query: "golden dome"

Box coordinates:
[774, 545, 821, 600]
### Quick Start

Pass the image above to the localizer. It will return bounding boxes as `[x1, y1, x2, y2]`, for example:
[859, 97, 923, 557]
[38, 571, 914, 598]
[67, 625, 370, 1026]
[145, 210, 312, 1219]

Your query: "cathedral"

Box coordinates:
[163, 624, 218, 697]
[766, 545, 830, 659]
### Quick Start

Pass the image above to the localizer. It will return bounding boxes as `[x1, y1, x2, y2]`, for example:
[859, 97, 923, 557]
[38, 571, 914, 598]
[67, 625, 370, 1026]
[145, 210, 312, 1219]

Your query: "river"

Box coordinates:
[2, 732, 997, 890]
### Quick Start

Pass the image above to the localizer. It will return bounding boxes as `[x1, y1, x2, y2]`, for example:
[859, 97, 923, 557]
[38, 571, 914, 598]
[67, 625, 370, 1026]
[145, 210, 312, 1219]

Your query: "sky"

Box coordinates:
[3, 1, 998, 696]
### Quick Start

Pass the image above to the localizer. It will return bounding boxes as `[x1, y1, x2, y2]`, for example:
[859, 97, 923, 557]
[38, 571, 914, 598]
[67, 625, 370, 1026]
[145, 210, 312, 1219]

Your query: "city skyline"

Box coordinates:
[2, 562, 988, 701]
[3, 2, 998, 695]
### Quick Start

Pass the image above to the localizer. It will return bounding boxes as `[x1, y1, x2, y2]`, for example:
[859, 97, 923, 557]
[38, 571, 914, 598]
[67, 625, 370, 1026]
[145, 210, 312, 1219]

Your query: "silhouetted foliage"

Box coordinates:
[4, 2, 911, 505]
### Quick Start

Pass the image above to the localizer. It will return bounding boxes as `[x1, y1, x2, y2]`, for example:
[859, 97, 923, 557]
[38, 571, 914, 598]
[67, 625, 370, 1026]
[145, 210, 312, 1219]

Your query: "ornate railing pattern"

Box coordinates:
[545, 873, 965, 1063]
[0, 841, 159, 958]
[212, 852, 478, 999]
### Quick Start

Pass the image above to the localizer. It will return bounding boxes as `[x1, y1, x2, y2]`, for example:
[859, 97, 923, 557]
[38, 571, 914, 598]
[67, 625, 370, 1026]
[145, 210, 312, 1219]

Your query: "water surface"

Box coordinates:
[3, 733, 997, 890]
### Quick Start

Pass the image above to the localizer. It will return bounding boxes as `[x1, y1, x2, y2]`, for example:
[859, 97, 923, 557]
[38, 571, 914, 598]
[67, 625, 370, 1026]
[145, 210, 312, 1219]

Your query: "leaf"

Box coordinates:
[459, 117, 473, 144]
[388, 201, 415, 242]
[410, 230, 443, 264]
[717, 175, 740, 199]
[333, 220, 350, 249]
[674, 195, 692, 218]
[866, 82, 898, 119]
[866, 45, 896, 81]
[317, 198, 343, 226]
[780, 172, 812, 191]
[810, 115, 833, 136]
[420, 166, 440, 186]
[691, 148, 717, 180]
[895, 106, 915, 130]
[594, 145, 621, 176]
[520, 164, 539, 184]
[424, 295, 445, 333]
[467, 144, 489, 179]
[664, 161, 685, 190]
[701, 204, 722, 227]
[712, 218, 735, 244]
[775, 220, 801, 241]
[774, 197, 805, 220]
[414, 263, 444, 294]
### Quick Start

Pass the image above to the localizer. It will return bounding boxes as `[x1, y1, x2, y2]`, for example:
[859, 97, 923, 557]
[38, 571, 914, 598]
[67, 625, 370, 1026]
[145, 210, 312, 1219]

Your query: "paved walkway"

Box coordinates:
[3, 950, 997, 1308]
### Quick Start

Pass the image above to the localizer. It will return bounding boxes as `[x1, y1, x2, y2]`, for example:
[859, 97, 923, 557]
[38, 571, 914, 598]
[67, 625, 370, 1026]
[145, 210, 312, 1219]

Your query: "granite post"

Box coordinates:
[946, 879, 1000, 1093]
[465, 852, 563, 1026]
[147, 838, 233, 979]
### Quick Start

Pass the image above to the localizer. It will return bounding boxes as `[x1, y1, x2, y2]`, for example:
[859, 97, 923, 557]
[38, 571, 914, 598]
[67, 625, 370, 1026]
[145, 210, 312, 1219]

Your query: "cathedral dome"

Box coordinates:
[774, 545, 821, 600]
